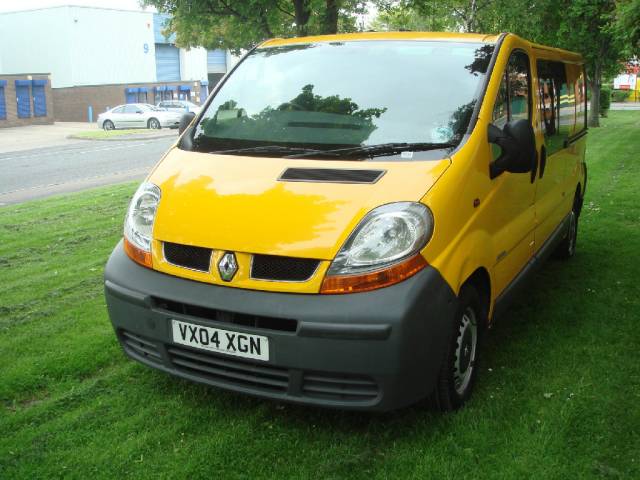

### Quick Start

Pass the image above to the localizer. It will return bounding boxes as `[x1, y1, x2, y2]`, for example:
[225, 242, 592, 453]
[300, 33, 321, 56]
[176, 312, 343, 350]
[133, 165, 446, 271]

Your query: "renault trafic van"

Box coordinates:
[105, 32, 587, 411]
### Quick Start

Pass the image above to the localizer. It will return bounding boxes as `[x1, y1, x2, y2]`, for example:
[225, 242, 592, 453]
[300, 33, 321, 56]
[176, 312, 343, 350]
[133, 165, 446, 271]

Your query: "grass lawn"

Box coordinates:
[72, 129, 174, 139]
[1, 111, 639, 479]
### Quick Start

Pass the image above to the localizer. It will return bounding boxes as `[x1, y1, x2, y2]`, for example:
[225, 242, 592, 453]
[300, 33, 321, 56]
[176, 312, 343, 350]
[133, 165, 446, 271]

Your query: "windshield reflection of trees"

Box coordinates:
[195, 43, 497, 151]
[465, 44, 495, 76]
[199, 84, 387, 147]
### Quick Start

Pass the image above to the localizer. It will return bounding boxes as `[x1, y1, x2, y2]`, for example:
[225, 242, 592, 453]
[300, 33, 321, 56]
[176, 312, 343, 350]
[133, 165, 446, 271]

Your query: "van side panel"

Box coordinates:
[423, 35, 586, 321]
[422, 35, 537, 309]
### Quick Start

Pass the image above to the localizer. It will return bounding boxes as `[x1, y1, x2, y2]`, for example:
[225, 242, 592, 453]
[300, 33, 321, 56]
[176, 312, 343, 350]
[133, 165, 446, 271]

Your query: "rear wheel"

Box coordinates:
[432, 284, 483, 411]
[554, 192, 581, 259]
[148, 118, 161, 130]
[103, 120, 115, 131]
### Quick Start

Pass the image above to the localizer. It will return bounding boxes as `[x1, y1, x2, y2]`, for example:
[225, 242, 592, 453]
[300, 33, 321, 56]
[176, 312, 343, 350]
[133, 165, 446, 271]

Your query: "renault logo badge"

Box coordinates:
[218, 252, 238, 282]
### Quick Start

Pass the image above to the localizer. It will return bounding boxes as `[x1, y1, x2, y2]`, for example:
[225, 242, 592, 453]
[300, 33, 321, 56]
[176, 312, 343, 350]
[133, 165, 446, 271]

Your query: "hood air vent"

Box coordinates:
[279, 168, 385, 184]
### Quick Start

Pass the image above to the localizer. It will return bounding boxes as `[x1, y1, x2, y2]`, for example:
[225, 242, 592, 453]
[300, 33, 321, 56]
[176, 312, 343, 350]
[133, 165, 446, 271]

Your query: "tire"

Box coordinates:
[148, 118, 161, 130]
[103, 120, 115, 131]
[432, 284, 483, 411]
[554, 193, 581, 260]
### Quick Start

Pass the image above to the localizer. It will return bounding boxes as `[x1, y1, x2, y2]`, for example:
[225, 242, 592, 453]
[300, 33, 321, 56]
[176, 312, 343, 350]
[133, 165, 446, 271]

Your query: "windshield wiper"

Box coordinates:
[285, 142, 458, 159]
[207, 145, 339, 156]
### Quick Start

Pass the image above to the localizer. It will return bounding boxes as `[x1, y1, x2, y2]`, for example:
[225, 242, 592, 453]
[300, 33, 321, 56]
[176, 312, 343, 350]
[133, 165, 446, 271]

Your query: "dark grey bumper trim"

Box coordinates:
[298, 322, 391, 340]
[104, 241, 457, 411]
[105, 279, 150, 308]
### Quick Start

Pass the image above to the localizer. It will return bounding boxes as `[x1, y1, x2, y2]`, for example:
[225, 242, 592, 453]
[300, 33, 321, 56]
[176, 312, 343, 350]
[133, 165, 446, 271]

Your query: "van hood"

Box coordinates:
[149, 148, 450, 260]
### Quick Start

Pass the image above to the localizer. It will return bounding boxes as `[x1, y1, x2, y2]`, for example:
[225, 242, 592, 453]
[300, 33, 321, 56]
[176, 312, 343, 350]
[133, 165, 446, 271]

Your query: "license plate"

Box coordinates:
[171, 319, 269, 361]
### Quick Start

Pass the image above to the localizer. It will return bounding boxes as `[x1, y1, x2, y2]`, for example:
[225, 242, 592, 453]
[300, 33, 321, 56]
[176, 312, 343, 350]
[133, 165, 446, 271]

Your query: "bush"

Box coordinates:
[611, 89, 629, 103]
[600, 86, 611, 117]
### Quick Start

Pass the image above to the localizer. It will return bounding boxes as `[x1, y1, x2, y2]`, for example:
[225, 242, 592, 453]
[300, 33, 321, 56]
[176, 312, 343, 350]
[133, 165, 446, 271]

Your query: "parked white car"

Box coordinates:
[97, 104, 183, 130]
[156, 100, 202, 115]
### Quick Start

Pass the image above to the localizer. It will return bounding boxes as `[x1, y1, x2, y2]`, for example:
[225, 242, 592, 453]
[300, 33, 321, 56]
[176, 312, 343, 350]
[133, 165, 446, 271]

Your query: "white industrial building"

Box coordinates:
[0, 6, 231, 122]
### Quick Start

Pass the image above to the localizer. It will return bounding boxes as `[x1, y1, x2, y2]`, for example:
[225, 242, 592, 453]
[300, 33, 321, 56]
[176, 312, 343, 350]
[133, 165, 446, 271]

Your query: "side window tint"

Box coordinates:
[113, 107, 125, 113]
[507, 52, 531, 122]
[491, 51, 531, 160]
[537, 60, 571, 154]
[492, 50, 531, 127]
[575, 68, 586, 132]
[492, 73, 509, 128]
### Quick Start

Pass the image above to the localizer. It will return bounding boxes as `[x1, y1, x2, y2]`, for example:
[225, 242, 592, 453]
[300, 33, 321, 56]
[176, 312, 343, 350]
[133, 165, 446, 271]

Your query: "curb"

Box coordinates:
[66, 132, 178, 142]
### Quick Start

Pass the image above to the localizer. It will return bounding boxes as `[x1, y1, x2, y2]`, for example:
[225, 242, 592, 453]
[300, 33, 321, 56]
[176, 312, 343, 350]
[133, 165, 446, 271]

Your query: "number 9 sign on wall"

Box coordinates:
[143, 43, 149, 54]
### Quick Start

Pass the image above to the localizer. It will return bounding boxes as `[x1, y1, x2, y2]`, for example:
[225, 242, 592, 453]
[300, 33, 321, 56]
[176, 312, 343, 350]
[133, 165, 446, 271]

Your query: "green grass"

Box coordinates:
[1, 111, 639, 479]
[73, 129, 170, 139]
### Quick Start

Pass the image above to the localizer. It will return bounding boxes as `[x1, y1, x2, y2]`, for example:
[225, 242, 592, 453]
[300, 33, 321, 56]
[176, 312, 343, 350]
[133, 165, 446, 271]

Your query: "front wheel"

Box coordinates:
[148, 118, 161, 130]
[103, 120, 115, 131]
[432, 284, 483, 411]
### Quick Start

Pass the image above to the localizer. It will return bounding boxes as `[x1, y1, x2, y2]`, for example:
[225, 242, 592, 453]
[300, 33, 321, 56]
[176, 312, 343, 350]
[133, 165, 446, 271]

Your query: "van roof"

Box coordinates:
[260, 31, 502, 47]
[260, 32, 583, 62]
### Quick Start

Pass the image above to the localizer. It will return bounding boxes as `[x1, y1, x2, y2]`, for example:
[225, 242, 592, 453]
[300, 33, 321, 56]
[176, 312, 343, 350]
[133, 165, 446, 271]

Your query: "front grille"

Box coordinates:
[120, 330, 163, 365]
[251, 254, 319, 282]
[153, 297, 298, 333]
[302, 372, 379, 401]
[163, 242, 212, 272]
[168, 345, 289, 393]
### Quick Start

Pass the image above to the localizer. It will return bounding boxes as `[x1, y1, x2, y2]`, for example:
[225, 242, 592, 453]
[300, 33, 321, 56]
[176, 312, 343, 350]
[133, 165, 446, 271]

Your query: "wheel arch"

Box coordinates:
[462, 267, 492, 327]
[575, 182, 583, 216]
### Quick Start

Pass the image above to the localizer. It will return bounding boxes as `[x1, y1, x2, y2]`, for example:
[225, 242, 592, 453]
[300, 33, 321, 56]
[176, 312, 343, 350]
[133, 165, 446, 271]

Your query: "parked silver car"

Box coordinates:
[97, 104, 183, 130]
[156, 100, 202, 115]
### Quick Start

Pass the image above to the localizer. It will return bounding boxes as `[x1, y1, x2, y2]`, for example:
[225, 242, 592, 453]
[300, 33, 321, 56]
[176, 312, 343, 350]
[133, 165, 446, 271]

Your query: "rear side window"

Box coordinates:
[537, 60, 573, 154]
[574, 67, 587, 133]
[492, 50, 531, 128]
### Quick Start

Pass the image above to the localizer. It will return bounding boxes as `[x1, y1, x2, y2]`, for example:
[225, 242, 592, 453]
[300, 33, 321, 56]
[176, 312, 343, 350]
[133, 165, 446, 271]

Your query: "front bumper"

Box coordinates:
[104, 241, 457, 411]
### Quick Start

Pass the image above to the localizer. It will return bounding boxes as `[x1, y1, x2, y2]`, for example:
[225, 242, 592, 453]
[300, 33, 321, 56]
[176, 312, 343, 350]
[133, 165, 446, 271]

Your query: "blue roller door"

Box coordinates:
[15, 80, 31, 118]
[207, 49, 226, 73]
[32, 80, 47, 117]
[125, 88, 137, 104]
[155, 44, 181, 82]
[0, 80, 6, 120]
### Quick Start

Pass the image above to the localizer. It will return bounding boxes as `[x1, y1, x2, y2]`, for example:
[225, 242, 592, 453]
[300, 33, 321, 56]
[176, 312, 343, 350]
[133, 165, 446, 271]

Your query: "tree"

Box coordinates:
[614, 0, 640, 56]
[371, 1, 455, 31]
[553, 0, 625, 127]
[142, 0, 366, 52]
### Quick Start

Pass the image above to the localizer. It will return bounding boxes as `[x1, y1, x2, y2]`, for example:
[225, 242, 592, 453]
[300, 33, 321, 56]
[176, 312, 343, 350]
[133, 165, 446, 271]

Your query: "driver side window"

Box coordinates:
[492, 51, 531, 128]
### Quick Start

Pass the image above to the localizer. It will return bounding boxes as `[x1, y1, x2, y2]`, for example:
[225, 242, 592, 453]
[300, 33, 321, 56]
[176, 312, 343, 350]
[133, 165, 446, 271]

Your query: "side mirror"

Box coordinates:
[488, 119, 537, 179]
[178, 112, 196, 135]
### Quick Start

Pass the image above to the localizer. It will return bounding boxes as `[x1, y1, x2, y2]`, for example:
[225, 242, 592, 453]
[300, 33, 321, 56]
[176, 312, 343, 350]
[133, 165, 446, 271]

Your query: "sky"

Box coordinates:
[0, 0, 152, 13]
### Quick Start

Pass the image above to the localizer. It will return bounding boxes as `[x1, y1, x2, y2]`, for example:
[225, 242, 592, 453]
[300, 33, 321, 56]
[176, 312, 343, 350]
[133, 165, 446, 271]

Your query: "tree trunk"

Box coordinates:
[258, 8, 274, 38]
[324, 0, 339, 34]
[589, 63, 601, 128]
[467, 0, 477, 32]
[293, 0, 311, 36]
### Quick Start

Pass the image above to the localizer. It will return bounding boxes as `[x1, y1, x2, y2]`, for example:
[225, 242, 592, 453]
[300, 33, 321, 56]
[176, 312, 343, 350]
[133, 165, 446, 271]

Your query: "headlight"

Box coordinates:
[123, 182, 161, 267]
[322, 202, 433, 294]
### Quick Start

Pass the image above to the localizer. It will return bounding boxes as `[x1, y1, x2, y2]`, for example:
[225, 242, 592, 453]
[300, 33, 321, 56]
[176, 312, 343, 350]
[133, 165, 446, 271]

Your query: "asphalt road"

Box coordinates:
[0, 137, 175, 205]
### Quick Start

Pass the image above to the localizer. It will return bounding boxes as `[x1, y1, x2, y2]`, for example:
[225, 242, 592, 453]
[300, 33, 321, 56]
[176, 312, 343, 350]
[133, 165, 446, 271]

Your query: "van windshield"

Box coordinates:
[192, 40, 495, 159]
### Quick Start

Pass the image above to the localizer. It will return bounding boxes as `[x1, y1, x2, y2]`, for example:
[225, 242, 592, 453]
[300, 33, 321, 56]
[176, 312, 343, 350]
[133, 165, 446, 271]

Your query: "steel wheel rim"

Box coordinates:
[150, 119, 159, 129]
[104, 121, 113, 131]
[568, 211, 577, 256]
[454, 307, 478, 396]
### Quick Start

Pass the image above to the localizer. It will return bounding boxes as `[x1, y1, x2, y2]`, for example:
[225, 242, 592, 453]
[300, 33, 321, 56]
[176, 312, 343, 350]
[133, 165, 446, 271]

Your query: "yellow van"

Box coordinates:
[105, 32, 587, 411]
